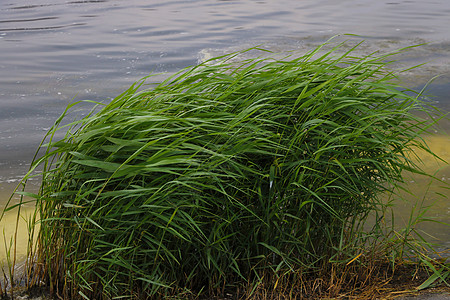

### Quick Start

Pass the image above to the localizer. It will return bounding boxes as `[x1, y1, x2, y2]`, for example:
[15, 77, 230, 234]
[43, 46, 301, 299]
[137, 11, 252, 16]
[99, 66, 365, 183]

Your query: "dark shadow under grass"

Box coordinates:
[1, 40, 449, 299]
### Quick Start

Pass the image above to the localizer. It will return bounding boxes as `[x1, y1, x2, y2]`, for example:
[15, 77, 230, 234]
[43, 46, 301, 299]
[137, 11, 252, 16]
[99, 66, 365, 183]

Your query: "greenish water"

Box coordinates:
[391, 135, 449, 250]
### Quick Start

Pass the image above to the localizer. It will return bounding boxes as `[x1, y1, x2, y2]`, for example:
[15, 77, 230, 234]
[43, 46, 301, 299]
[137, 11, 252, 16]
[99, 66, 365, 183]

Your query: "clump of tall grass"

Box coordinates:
[8, 41, 446, 298]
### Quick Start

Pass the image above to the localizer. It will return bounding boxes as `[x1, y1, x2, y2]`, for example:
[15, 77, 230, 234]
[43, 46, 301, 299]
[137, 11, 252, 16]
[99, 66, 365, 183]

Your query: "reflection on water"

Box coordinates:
[0, 205, 37, 264]
[0, 181, 39, 268]
[391, 135, 450, 250]
[0, 190, 37, 274]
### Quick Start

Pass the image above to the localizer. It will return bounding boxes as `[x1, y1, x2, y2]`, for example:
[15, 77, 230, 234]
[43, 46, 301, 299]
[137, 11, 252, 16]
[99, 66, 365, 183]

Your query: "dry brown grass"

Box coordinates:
[200, 258, 449, 300]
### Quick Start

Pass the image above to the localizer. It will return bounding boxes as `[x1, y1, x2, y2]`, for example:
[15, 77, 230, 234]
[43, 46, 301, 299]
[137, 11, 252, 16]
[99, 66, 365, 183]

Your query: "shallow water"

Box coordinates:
[0, 0, 449, 261]
[390, 135, 450, 251]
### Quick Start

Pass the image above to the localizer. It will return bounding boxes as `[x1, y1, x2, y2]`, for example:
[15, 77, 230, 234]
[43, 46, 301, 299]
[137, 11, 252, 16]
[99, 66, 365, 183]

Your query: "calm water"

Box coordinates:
[0, 0, 449, 258]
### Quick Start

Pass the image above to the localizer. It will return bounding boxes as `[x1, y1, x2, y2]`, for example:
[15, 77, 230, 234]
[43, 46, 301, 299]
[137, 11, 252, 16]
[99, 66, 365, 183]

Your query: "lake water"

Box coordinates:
[0, 0, 449, 261]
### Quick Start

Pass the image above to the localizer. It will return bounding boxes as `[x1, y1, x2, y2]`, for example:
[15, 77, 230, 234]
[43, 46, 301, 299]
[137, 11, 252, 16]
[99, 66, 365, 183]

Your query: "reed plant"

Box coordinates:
[4, 41, 447, 299]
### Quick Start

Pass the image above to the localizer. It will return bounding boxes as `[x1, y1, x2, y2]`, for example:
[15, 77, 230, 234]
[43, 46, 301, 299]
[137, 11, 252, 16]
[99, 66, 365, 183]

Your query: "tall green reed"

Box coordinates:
[5, 41, 447, 298]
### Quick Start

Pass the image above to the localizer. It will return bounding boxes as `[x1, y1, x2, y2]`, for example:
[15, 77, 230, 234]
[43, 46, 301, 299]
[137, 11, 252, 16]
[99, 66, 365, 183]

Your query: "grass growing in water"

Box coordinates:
[3, 41, 448, 299]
